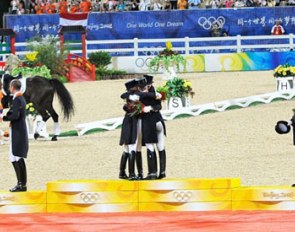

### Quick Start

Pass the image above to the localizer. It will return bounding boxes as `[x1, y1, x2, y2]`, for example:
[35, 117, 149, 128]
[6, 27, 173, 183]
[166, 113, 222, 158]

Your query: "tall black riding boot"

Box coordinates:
[158, 150, 166, 179]
[10, 161, 25, 192]
[128, 151, 137, 180]
[18, 158, 27, 191]
[135, 151, 144, 180]
[119, 152, 129, 179]
[144, 150, 157, 180]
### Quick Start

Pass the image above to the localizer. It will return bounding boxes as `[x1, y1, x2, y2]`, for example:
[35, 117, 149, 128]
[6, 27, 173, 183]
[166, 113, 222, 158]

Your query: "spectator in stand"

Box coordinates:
[116, 0, 126, 11]
[80, 0, 92, 12]
[177, 0, 188, 9]
[130, 0, 140, 10]
[209, 0, 220, 8]
[152, 0, 163, 9]
[44, 0, 56, 13]
[234, 0, 245, 7]
[11, 0, 19, 14]
[188, 0, 200, 9]
[163, 0, 172, 9]
[288, 0, 295, 5]
[198, 0, 206, 8]
[28, 0, 37, 13]
[139, 0, 151, 10]
[34, 0, 45, 14]
[58, 0, 68, 13]
[70, 1, 80, 12]
[266, 0, 276, 6]
[271, 20, 285, 35]
[170, 0, 177, 9]
[107, 0, 116, 11]
[224, 0, 234, 7]
[18, 1, 26, 14]
[91, 0, 100, 11]
[251, 0, 260, 6]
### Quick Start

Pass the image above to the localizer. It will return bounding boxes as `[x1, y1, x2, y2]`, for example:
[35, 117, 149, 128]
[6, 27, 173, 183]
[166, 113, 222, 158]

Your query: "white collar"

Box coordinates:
[13, 91, 22, 100]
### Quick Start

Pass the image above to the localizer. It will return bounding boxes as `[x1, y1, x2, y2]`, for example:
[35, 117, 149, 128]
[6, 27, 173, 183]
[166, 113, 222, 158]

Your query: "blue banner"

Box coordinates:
[4, 7, 295, 42]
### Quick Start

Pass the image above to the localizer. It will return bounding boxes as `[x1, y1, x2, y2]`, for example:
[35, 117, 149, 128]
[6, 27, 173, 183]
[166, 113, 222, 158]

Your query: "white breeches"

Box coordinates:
[129, 119, 142, 153]
[156, 121, 165, 152]
[146, 121, 165, 152]
[9, 129, 21, 162]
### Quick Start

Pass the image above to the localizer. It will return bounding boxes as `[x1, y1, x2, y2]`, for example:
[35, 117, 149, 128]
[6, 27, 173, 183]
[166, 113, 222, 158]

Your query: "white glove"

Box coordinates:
[143, 106, 152, 113]
[129, 94, 140, 102]
[155, 92, 162, 100]
[0, 114, 3, 119]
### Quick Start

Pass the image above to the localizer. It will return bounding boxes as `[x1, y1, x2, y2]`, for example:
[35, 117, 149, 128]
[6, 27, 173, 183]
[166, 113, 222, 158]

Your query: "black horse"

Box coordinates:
[1, 74, 74, 141]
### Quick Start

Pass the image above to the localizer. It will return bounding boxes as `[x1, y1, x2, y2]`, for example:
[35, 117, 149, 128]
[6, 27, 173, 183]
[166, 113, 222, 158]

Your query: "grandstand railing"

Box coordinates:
[8, 34, 295, 58]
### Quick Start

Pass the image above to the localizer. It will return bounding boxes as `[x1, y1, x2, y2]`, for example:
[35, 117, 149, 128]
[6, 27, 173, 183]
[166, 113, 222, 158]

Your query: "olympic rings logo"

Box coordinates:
[135, 57, 153, 71]
[79, 192, 99, 203]
[173, 191, 193, 202]
[198, 16, 226, 30]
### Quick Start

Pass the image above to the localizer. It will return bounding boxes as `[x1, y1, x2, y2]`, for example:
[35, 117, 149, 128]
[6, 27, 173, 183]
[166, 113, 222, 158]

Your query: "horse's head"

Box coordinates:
[1, 73, 22, 96]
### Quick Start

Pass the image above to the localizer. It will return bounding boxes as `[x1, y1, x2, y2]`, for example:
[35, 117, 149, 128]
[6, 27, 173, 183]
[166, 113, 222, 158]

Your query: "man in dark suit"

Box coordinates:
[2, 79, 28, 192]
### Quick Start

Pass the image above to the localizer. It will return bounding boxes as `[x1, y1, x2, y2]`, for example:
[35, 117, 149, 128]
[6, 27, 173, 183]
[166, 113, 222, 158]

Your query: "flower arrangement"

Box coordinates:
[156, 77, 194, 99]
[148, 41, 186, 73]
[26, 103, 38, 118]
[274, 64, 295, 78]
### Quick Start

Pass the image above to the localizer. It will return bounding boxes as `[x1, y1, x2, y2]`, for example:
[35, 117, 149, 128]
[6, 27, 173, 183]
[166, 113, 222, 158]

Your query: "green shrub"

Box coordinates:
[26, 35, 68, 76]
[95, 69, 127, 80]
[88, 52, 111, 70]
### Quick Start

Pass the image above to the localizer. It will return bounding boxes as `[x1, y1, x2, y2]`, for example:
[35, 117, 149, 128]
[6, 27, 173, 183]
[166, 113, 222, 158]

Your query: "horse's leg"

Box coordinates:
[34, 110, 50, 140]
[46, 104, 60, 141]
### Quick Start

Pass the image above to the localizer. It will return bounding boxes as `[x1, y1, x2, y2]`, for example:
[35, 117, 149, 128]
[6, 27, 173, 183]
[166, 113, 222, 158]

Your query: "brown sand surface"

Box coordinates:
[0, 70, 294, 190]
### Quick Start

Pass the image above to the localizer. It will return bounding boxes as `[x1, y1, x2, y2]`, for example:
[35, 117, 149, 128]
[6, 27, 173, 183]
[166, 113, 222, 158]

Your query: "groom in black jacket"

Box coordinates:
[2, 79, 28, 192]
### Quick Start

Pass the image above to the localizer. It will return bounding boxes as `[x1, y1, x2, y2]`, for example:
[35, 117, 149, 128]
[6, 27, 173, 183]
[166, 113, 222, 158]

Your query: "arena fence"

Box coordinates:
[1, 34, 293, 73]
[8, 34, 295, 57]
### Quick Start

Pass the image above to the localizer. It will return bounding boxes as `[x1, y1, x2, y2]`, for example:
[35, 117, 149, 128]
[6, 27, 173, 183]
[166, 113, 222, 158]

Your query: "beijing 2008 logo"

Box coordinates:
[198, 16, 226, 30]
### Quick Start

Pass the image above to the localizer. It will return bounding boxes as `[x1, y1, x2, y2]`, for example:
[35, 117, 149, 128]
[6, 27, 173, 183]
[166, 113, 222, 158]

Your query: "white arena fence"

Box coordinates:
[2, 34, 294, 73]
[10, 34, 295, 57]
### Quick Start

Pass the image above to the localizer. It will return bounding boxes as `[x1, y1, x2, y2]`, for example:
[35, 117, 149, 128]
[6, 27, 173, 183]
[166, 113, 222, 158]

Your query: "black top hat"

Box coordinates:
[143, 75, 154, 84]
[125, 79, 137, 91]
[135, 77, 147, 88]
[275, 120, 291, 134]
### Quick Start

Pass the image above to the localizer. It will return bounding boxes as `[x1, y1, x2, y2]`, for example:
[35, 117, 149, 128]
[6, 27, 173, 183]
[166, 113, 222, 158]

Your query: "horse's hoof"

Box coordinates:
[34, 133, 40, 140]
[51, 135, 58, 141]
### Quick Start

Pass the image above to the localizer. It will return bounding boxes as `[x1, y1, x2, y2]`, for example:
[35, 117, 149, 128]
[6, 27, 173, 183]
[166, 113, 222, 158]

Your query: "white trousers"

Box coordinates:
[145, 121, 166, 152]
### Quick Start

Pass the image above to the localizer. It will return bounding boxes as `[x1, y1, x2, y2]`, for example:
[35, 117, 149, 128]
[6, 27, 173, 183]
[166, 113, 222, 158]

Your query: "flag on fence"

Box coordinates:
[59, 13, 89, 27]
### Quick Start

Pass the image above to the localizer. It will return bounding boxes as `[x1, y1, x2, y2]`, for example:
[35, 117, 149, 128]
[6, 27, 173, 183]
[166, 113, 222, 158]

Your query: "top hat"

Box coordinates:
[143, 75, 154, 84]
[135, 77, 147, 88]
[125, 79, 137, 91]
[275, 120, 291, 134]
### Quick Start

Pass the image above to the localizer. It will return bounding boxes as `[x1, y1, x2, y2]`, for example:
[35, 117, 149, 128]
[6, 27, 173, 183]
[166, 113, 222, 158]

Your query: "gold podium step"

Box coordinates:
[0, 191, 46, 213]
[232, 186, 295, 210]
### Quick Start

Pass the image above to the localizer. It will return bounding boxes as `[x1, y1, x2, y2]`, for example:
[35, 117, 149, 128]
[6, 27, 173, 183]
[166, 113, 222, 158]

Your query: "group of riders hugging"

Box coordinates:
[119, 75, 167, 181]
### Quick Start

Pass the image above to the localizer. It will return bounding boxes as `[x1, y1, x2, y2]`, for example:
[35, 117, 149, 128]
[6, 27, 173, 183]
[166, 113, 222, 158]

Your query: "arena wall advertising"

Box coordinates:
[113, 51, 295, 73]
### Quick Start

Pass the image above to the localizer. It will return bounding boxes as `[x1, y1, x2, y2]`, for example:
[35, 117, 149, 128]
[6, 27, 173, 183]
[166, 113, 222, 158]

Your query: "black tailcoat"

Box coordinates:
[3, 95, 29, 158]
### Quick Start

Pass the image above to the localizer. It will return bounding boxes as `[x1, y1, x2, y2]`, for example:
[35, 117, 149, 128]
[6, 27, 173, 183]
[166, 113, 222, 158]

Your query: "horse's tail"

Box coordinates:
[50, 79, 74, 121]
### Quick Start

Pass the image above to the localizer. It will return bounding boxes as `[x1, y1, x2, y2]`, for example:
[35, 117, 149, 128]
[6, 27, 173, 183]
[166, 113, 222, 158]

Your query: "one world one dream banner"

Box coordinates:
[5, 7, 295, 43]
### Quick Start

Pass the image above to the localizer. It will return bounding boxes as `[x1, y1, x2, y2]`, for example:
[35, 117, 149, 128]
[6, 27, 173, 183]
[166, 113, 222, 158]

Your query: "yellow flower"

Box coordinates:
[166, 41, 173, 51]
[25, 52, 38, 62]
[283, 71, 287, 76]
[163, 81, 167, 86]
[183, 80, 192, 88]
[29, 107, 35, 112]
[26, 104, 29, 109]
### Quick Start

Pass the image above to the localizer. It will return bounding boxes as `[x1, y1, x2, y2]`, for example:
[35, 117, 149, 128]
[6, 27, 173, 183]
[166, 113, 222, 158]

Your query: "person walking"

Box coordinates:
[2, 79, 28, 192]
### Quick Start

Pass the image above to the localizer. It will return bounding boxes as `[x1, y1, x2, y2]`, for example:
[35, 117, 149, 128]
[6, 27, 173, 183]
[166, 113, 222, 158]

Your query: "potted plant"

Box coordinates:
[274, 64, 295, 92]
[149, 41, 186, 79]
[157, 77, 194, 110]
